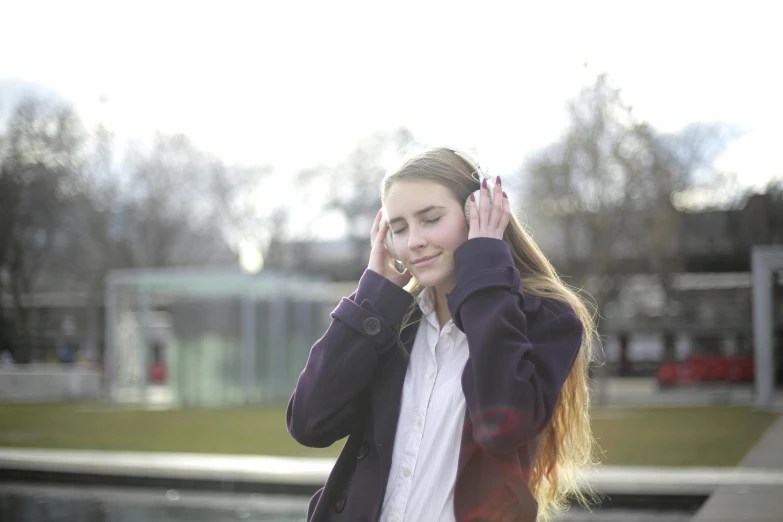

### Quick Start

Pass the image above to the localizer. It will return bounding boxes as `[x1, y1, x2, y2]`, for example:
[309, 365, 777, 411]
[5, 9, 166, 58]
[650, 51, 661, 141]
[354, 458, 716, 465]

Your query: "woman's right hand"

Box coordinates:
[369, 208, 412, 287]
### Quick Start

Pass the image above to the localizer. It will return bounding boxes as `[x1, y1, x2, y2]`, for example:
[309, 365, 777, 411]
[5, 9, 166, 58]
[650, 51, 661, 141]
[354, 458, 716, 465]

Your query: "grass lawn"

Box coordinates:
[0, 403, 778, 467]
[591, 406, 779, 466]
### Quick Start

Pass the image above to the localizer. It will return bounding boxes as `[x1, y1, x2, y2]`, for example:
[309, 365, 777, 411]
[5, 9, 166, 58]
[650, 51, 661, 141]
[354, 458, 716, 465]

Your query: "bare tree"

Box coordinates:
[0, 97, 86, 362]
[523, 74, 737, 339]
[90, 133, 270, 268]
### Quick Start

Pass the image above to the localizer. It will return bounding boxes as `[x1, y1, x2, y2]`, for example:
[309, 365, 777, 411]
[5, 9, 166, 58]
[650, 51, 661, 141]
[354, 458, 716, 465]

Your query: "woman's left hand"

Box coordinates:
[467, 176, 511, 240]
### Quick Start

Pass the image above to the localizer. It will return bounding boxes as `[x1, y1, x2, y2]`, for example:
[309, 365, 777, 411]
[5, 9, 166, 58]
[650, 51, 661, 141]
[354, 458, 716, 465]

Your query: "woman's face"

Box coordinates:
[383, 179, 469, 294]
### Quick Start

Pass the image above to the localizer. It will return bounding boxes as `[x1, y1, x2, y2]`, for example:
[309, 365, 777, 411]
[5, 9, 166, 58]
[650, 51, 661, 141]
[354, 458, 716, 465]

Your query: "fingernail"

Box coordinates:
[470, 193, 475, 202]
[481, 179, 487, 189]
[496, 176, 501, 185]
[503, 191, 508, 199]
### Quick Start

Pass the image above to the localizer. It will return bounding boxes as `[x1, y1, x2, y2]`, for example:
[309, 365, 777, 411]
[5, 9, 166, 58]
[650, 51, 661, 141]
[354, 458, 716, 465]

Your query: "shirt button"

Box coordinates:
[334, 495, 346, 513]
[429, 372, 435, 379]
[403, 468, 411, 477]
[417, 418, 422, 427]
[363, 317, 381, 336]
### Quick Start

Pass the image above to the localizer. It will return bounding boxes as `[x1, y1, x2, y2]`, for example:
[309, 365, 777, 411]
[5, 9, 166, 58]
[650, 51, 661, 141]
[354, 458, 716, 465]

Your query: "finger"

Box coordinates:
[371, 208, 383, 244]
[467, 192, 480, 238]
[479, 180, 490, 230]
[380, 220, 397, 259]
[489, 176, 504, 229]
[374, 218, 389, 249]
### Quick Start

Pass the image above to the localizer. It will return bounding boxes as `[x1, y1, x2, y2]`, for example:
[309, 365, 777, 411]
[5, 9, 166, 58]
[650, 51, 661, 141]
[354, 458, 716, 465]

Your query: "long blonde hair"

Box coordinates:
[380, 148, 599, 521]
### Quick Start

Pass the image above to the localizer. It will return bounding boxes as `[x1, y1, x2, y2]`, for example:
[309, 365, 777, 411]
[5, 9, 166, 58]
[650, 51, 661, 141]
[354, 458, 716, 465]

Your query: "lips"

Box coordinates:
[412, 253, 440, 267]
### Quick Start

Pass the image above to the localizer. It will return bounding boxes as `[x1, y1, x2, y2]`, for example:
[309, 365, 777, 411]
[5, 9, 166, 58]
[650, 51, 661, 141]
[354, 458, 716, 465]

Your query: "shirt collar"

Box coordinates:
[416, 286, 459, 334]
[416, 286, 437, 317]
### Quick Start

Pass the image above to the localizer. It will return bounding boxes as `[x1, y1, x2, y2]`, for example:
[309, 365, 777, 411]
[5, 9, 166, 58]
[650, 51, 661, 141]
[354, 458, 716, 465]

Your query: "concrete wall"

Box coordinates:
[0, 364, 102, 402]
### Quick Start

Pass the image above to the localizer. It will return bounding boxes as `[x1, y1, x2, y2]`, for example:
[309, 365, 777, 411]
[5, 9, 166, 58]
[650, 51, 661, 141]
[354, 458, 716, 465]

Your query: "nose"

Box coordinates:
[407, 225, 427, 252]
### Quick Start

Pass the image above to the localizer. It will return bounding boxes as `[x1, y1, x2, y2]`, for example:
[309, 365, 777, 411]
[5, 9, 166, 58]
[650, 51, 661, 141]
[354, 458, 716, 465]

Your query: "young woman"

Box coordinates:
[287, 147, 597, 522]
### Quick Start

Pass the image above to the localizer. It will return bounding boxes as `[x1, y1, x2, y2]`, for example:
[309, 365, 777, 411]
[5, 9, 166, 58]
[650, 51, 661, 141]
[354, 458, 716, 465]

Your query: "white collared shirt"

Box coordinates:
[379, 288, 470, 522]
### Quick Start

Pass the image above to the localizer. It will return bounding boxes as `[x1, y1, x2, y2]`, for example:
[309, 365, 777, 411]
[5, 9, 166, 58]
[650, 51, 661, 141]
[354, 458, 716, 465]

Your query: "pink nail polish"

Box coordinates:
[470, 193, 475, 202]
[503, 191, 508, 199]
[481, 179, 487, 189]
[496, 176, 501, 185]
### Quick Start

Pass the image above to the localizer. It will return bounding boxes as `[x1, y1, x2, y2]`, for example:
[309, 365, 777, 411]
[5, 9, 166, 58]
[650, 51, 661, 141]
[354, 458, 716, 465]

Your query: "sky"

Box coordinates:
[1, 0, 781, 242]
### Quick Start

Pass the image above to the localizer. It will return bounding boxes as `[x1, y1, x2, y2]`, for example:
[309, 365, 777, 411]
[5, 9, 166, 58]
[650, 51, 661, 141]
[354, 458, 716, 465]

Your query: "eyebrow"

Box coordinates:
[388, 205, 445, 225]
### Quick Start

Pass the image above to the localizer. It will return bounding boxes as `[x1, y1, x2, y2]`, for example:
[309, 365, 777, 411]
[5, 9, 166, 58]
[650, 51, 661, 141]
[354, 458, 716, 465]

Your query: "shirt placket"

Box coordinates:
[387, 321, 440, 522]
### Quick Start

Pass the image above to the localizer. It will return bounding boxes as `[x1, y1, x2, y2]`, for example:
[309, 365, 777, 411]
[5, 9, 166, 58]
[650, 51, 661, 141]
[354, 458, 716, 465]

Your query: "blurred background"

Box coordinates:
[1, 1, 782, 521]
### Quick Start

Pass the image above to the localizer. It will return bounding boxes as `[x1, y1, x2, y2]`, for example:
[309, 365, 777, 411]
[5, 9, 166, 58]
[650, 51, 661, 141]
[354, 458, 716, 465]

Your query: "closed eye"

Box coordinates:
[392, 217, 440, 235]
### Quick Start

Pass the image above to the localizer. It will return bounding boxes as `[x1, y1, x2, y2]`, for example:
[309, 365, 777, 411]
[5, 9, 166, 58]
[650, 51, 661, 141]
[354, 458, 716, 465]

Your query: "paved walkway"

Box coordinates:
[2, 447, 783, 498]
[691, 414, 783, 521]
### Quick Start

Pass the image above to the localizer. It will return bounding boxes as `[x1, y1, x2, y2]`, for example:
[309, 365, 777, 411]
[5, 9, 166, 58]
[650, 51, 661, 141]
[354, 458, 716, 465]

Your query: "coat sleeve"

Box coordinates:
[286, 269, 413, 448]
[446, 238, 584, 454]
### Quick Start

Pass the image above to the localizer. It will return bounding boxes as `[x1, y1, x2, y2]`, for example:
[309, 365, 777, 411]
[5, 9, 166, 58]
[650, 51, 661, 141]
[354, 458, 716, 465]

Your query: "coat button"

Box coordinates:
[335, 495, 346, 513]
[363, 317, 381, 336]
[357, 443, 369, 459]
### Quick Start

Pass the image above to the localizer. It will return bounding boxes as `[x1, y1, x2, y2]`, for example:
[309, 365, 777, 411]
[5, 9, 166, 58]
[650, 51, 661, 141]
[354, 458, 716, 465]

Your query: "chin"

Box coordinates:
[412, 269, 449, 289]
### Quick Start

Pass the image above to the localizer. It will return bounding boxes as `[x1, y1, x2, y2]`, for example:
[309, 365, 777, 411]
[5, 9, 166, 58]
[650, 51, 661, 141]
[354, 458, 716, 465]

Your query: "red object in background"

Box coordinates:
[726, 354, 754, 382]
[656, 354, 754, 386]
[149, 363, 167, 383]
[656, 361, 679, 385]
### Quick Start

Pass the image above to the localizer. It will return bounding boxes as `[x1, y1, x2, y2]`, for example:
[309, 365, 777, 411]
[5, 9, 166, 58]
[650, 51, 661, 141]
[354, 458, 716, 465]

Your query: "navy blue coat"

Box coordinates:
[286, 238, 584, 521]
